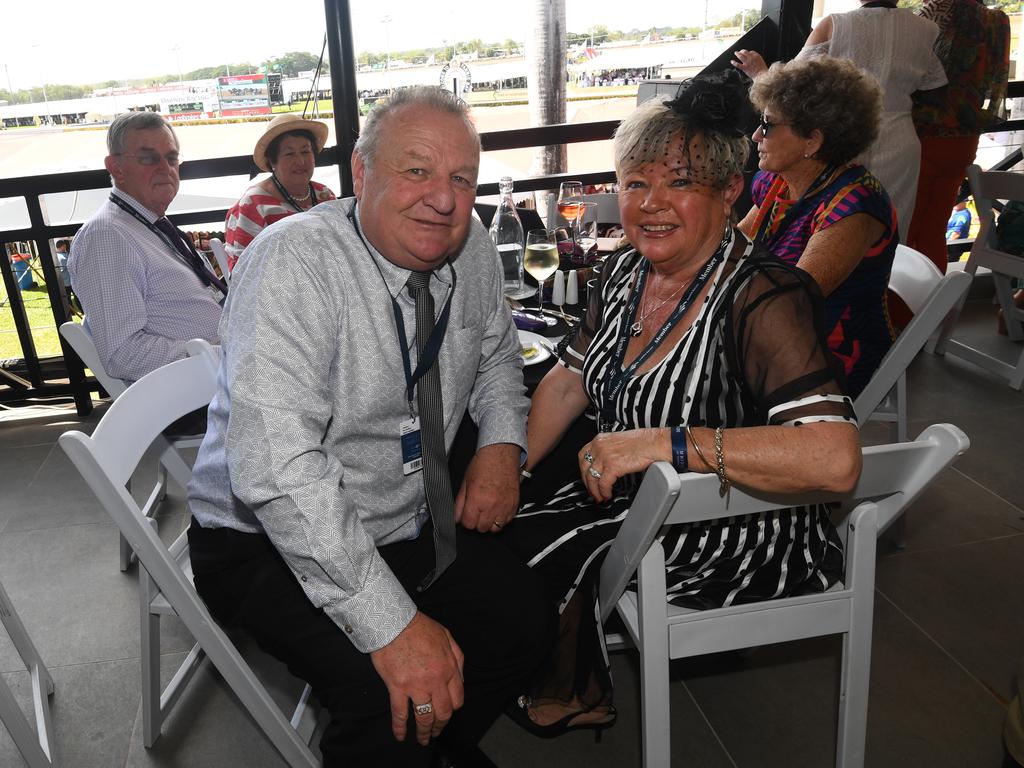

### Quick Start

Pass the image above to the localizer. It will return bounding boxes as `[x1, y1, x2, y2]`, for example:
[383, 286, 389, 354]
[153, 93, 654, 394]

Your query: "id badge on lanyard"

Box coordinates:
[400, 415, 423, 475]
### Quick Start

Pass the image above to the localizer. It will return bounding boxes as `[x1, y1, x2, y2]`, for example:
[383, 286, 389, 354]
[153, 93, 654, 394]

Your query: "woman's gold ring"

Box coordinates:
[414, 702, 433, 716]
[588, 467, 602, 479]
[492, 520, 504, 529]
[583, 451, 595, 464]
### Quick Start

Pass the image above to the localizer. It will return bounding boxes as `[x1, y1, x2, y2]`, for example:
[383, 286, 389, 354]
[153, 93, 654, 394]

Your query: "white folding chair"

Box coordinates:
[58, 343, 319, 767]
[933, 164, 1024, 389]
[59, 322, 204, 571]
[0, 579, 57, 768]
[857, 246, 971, 442]
[208, 238, 231, 281]
[598, 424, 969, 768]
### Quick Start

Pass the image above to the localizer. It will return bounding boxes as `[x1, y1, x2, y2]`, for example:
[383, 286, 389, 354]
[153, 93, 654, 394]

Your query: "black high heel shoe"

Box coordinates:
[505, 696, 617, 743]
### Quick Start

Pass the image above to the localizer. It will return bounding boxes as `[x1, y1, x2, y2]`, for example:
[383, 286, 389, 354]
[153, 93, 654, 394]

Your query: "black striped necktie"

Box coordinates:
[406, 270, 456, 588]
[153, 217, 228, 295]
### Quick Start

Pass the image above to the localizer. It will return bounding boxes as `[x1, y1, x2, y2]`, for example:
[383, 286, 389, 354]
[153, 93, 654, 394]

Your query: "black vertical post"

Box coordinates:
[760, 0, 814, 63]
[0, 241, 42, 387]
[26, 194, 92, 415]
[324, 0, 361, 198]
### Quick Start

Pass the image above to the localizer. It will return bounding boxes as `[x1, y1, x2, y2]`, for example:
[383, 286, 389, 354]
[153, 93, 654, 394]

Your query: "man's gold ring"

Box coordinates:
[414, 702, 433, 716]
[492, 520, 504, 529]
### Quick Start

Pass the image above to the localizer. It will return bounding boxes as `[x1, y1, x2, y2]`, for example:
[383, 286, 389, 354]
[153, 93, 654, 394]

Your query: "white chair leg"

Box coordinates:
[0, 680, 54, 768]
[0, 581, 56, 767]
[994, 274, 1024, 342]
[836, 517, 877, 768]
[636, 551, 671, 768]
[140, 569, 163, 748]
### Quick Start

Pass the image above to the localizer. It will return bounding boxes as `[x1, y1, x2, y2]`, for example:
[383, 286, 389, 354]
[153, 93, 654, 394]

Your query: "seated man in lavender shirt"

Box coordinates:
[68, 112, 224, 386]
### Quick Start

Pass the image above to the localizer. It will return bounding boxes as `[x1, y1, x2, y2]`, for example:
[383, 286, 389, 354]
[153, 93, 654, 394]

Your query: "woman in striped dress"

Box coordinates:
[502, 73, 862, 738]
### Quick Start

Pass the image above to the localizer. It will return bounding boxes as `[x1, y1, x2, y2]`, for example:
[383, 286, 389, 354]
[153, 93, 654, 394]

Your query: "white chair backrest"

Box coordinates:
[855, 270, 971, 424]
[208, 238, 231, 280]
[65, 351, 218, 489]
[889, 245, 943, 314]
[969, 163, 1024, 251]
[598, 423, 970, 620]
[546, 192, 621, 227]
[59, 321, 128, 398]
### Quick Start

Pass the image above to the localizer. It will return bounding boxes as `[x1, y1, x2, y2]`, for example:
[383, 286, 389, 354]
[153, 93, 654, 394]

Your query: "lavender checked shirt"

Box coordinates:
[187, 198, 529, 653]
[67, 189, 222, 382]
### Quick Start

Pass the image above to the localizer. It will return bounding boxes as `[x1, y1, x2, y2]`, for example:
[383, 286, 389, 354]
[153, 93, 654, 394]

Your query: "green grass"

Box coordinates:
[0, 281, 64, 361]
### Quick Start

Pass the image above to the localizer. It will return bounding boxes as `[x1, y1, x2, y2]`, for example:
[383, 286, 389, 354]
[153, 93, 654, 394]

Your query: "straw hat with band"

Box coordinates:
[253, 114, 329, 172]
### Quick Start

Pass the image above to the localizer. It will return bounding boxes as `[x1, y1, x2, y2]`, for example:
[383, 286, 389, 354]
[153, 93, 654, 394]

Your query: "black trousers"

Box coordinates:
[188, 518, 554, 767]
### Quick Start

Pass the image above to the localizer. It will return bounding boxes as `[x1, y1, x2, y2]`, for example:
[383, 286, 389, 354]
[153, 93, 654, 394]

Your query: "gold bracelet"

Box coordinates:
[685, 424, 713, 471]
[714, 426, 730, 498]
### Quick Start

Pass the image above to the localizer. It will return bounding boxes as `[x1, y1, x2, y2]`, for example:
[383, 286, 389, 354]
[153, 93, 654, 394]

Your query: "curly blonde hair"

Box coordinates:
[750, 56, 882, 166]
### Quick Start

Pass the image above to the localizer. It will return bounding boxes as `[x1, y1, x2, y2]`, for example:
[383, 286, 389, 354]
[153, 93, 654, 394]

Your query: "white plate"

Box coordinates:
[518, 330, 553, 366]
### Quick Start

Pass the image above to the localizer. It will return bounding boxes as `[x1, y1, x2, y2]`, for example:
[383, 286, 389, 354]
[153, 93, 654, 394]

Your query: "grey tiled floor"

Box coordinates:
[0, 298, 1021, 767]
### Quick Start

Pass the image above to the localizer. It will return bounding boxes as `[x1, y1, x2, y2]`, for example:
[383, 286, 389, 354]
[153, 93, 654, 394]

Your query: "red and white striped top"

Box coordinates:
[224, 180, 336, 269]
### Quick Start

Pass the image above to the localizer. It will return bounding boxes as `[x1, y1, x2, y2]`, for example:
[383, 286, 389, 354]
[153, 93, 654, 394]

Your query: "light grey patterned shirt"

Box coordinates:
[188, 198, 528, 653]
[67, 189, 222, 383]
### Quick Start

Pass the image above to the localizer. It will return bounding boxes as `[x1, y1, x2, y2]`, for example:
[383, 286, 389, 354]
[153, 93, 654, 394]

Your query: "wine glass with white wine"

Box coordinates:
[524, 228, 559, 313]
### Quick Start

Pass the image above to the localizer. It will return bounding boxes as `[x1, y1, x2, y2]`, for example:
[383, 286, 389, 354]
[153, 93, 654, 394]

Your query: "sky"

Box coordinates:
[3, 0, 762, 90]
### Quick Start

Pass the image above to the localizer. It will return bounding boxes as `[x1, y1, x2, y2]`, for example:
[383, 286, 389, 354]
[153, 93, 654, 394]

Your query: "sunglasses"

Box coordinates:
[758, 116, 790, 137]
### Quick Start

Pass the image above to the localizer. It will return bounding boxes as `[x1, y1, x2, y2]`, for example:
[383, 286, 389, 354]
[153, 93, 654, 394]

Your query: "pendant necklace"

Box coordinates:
[630, 280, 688, 337]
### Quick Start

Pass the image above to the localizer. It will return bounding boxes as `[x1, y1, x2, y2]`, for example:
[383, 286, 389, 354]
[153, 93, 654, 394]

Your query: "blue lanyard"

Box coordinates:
[600, 230, 730, 426]
[348, 206, 456, 416]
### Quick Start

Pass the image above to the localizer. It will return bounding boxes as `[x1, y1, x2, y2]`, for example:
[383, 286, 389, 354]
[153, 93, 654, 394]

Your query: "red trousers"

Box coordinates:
[905, 134, 981, 273]
[888, 134, 981, 331]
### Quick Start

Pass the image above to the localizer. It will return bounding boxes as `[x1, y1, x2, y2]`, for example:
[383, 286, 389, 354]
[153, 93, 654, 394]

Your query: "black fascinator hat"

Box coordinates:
[665, 69, 757, 139]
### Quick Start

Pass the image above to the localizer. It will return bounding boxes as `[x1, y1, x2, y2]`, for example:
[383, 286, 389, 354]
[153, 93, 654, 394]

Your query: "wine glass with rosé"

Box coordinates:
[557, 181, 584, 246]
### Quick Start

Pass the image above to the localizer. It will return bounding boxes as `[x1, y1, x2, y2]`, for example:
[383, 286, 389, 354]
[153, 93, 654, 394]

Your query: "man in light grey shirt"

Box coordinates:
[187, 87, 552, 767]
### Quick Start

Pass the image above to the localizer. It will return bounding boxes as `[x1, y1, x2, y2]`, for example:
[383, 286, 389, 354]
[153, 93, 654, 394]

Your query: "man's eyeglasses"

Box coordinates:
[117, 152, 182, 167]
[758, 116, 790, 137]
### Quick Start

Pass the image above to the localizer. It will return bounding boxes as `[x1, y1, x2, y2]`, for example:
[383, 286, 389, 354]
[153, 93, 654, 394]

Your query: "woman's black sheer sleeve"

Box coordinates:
[727, 257, 857, 426]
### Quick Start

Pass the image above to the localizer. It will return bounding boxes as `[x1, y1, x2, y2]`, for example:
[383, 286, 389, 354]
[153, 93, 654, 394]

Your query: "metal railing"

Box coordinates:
[1, 0, 1020, 413]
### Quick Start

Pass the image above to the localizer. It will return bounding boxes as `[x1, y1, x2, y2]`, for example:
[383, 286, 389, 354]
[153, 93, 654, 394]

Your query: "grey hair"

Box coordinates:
[354, 86, 479, 168]
[613, 96, 749, 188]
[106, 112, 178, 156]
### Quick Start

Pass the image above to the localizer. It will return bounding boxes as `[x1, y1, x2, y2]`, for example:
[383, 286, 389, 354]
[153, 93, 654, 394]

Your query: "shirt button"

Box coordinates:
[344, 625, 353, 634]
[300, 575, 308, 582]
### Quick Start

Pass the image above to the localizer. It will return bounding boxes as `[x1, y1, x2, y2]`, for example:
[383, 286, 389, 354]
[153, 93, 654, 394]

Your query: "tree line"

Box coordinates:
[0, 51, 325, 107]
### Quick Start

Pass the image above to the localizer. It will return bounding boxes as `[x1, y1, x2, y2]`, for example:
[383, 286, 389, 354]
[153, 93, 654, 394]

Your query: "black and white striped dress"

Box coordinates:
[503, 230, 855, 708]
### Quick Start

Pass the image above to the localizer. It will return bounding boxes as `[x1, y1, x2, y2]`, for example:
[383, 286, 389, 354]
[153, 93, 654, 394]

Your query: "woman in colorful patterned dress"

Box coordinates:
[739, 56, 897, 398]
[502, 72, 862, 739]
[224, 114, 336, 270]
